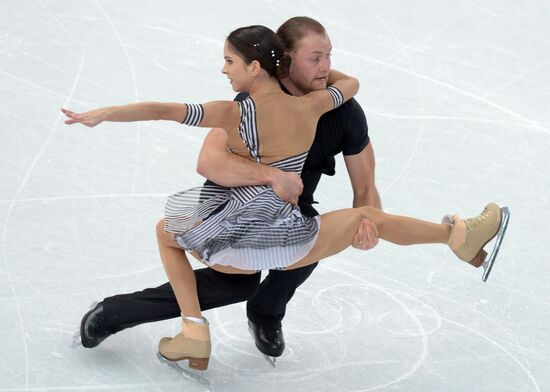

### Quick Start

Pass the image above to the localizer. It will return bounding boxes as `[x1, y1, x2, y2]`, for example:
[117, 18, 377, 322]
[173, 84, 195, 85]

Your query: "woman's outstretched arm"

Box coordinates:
[61, 100, 240, 131]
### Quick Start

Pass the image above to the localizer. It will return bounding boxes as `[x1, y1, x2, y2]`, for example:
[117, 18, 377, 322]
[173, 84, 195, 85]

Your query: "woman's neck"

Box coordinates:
[248, 76, 281, 95]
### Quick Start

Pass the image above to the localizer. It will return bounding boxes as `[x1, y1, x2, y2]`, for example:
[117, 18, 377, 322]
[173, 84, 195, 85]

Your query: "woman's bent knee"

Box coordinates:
[156, 219, 175, 247]
[356, 206, 386, 227]
[156, 219, 166, 237]
[359, 206, 378, 219]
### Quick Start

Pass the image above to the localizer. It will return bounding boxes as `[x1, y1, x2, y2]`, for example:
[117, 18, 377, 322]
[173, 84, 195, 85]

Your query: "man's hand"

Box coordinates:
[270, 170, 303, 205]
[352, 218, 379, 250]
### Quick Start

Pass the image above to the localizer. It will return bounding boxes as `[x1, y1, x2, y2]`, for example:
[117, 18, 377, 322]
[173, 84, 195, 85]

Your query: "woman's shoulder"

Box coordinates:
[249, 90, 298, 107]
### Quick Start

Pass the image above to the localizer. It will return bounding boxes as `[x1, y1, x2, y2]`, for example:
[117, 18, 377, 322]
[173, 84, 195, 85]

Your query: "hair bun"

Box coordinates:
[275, 53, 291, 79]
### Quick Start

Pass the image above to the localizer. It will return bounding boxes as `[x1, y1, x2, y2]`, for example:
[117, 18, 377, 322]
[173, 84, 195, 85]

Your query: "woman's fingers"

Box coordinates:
[352, 218, 367, 249]
[369, 220, 379, 238]
[61, 108, 76, 118]
[64, 115, 84, 125]
[352, 218, 379, 250]
[363, 219, 379, 249]
[61, 108, 79, 124]
[61, 108, 94, 126]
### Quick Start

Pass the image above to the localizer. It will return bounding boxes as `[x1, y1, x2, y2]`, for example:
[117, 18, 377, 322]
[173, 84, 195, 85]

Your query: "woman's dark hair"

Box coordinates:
[276, 16, 326, 52]
[227, 25, 291, 79]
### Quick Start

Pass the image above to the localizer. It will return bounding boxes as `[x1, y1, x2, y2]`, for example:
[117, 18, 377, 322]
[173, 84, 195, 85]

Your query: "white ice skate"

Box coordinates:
[444, 203, 510, 282]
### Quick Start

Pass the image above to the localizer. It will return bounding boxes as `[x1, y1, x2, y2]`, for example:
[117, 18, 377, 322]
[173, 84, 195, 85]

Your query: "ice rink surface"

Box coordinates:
[1, 0, 549, 390]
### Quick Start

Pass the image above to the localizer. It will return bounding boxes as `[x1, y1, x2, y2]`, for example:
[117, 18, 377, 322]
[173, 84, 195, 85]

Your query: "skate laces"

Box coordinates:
[464, 206, 492, 229]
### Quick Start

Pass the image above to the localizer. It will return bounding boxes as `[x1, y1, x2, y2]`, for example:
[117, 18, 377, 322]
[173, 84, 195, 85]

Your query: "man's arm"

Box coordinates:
[344, 143, 381, 209]
[196, 128, 303, 205]
[344, 143, 381, 250]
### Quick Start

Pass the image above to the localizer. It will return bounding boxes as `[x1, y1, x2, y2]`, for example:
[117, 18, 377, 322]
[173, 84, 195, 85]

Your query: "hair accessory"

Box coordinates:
[253, 43, 260, 47]
[275, 59, 280, 67]
[271, 50, 275, 57]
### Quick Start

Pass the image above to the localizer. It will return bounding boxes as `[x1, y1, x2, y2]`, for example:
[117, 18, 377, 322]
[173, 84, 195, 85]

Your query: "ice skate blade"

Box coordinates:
[70, 301, 98, 348]
[263, 354, 277, 367]
[157, 352, 211, 389]
[482, 207, 510, 282]
[70, 330, 82, 348]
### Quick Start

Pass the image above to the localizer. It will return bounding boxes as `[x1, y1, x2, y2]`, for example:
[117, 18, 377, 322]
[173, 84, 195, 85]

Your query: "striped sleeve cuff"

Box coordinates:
[326, 86, 344, 109]
[182, 103, 204, 126]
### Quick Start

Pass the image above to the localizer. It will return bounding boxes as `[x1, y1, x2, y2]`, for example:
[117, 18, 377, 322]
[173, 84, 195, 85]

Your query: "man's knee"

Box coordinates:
[238, 272, 262, 299]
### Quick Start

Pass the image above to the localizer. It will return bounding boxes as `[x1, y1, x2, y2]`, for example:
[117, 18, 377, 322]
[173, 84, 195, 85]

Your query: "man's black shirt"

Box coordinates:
[204, 88, 370, 217]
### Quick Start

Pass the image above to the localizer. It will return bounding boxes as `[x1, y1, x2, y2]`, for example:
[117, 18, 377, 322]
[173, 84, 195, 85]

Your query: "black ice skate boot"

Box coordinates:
[248, 320, 285, 357]
[80, 302, 113, 348]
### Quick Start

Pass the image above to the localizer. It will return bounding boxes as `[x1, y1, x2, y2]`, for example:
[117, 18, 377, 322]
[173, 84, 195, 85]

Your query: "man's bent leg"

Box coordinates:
[246, 263, 318, 356]
[81, 268, 261, 348]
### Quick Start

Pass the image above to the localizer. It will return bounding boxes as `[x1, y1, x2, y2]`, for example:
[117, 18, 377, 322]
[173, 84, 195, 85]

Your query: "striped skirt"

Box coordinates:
[164, 183, 320, 271]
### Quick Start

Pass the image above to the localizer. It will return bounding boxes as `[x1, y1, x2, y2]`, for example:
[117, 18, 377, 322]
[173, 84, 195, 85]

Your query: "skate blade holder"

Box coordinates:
[157, 352, 212, 389]
[482, 206, 510, 282]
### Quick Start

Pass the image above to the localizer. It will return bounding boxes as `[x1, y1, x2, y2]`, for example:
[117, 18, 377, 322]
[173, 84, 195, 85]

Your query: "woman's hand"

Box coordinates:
[61, 108, 105, 127]
[352, 218, 379, 250]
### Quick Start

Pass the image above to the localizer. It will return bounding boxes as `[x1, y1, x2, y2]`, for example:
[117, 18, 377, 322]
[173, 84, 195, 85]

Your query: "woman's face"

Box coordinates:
[222, 41, 253, 92]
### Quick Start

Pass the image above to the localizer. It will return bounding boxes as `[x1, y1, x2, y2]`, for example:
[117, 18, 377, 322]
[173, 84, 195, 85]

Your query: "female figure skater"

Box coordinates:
[62, 25, 506, 371]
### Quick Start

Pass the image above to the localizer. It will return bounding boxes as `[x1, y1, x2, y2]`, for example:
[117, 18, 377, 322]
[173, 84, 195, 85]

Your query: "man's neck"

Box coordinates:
[280, 78, 307, 97]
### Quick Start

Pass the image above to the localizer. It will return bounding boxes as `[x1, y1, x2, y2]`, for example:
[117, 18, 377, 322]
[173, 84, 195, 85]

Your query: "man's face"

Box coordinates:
[287, 32, 332, 94]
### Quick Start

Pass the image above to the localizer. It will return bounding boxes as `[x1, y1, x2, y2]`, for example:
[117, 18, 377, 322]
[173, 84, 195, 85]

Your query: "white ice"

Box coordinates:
[1, 1, 549, 391]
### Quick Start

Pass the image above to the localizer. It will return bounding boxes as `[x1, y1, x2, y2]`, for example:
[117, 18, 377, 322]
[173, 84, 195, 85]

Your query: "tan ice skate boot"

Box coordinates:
[158, 317, 211, 371]
[442, 203, 502, 267]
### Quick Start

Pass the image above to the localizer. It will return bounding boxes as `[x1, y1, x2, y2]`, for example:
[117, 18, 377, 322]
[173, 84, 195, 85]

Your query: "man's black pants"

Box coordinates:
[102, 263, 318, 334]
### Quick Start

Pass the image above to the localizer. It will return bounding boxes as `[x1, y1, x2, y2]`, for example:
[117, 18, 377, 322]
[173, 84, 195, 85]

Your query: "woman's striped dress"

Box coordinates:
[164, 88, 342, 270]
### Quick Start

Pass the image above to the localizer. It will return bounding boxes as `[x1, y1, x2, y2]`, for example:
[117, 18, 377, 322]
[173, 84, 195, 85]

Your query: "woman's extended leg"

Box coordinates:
[288, 206, 449, 269]
[288, 204, 501, 270]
